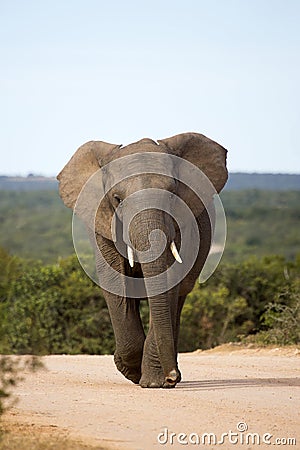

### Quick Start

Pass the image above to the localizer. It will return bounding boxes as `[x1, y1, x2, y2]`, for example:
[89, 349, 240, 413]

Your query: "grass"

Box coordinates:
[0, 420, 108, 450]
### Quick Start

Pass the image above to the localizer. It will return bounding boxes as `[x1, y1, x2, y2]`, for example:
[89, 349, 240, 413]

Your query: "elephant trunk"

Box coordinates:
[129, 210, 179, 383]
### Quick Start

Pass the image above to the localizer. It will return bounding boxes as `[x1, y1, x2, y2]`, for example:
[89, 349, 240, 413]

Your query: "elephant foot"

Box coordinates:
[114, 353, 142, 384]
[139, 367, 181, 389]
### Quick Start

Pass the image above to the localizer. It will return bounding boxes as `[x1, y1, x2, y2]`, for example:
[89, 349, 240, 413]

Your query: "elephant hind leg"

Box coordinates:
[114, 349, 143, 384]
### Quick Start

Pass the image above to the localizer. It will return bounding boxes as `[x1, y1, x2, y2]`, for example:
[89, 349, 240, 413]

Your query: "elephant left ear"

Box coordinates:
[158, 132, 228, 194]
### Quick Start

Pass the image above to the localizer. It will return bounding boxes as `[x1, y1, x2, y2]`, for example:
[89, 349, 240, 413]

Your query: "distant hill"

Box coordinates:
[226, 173, 300, 191]
[1, 173, 300, 191]
[0, 175, 58, 191]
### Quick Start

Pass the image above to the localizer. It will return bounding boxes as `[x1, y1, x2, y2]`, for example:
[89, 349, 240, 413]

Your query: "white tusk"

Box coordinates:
[170, 241, 182, 264]
[127, 246, 134, 268]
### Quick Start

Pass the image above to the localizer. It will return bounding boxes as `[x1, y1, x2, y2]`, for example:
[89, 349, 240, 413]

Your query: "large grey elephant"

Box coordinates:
[57, 132, 228, 388]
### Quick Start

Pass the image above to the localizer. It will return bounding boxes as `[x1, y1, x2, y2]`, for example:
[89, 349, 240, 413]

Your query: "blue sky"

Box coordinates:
[1, 0, 299, 175]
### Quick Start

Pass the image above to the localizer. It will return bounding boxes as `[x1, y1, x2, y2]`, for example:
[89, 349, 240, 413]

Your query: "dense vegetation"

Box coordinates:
[180, 255, 300, 349]
[0, 248, 299, 355]
[0, 191, 73, 262]
[221, 190, 300, 261]
[0, 249, 113, 355]
[0, 188, 299, 358]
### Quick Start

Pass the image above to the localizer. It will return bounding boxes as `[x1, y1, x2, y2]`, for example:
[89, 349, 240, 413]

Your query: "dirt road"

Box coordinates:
[5, 346, 300, 449]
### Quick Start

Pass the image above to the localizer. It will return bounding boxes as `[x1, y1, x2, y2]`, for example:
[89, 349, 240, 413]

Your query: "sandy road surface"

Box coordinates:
[5, 347, 300, 449]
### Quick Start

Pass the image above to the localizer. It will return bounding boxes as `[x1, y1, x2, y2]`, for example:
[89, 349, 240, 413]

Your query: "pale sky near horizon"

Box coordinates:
[1, 0, 300, 176]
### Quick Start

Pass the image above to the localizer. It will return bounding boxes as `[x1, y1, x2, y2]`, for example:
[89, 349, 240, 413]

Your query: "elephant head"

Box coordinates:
[57, 132, 228, 387]
[57, 132, 227, 244]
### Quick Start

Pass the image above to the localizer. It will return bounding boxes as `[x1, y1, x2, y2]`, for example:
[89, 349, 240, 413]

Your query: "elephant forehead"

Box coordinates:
[114, 173, 177, 196]
[121, 151, 174, 170]
[128, 173, 176, 192]
[105, 152, 177, 186]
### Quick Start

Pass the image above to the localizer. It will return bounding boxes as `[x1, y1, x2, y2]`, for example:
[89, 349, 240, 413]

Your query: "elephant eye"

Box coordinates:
[113, 193, 122, 204]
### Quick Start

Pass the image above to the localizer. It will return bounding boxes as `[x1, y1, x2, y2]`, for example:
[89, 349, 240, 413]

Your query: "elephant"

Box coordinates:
[57, 132, 228, 388]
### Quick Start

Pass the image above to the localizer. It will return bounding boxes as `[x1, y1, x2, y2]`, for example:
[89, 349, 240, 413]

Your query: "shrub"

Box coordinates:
[0, 248, 299, 354]
[245, 287, 300, 345]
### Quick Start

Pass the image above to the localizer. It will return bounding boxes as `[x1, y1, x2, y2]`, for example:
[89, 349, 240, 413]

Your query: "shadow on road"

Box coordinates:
[176, 377, 300, 390]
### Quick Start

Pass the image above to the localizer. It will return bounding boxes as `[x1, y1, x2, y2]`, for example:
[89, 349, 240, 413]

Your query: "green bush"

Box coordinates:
[245, 285, 300, 345]
[0, 250, 114, 355]
[0, 248, 299, 355]
[179, 254, 300, 350]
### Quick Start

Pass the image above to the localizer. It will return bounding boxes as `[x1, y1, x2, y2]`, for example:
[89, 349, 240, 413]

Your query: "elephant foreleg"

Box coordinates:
[105, 294, 146, 384]
[140, 324, 165, 388]
[96, 235, 146, 384]
[140, 293, 184, 388]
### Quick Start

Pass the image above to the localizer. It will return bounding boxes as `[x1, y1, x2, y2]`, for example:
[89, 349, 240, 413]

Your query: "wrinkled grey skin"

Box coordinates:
[57, 133, 228, 388]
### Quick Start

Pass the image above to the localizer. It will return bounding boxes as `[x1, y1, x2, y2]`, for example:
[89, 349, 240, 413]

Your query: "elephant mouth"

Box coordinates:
[126, 241, 182, 268]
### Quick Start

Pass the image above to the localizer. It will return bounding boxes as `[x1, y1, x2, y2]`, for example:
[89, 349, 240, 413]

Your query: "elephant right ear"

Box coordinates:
[57, 140, 121, 239]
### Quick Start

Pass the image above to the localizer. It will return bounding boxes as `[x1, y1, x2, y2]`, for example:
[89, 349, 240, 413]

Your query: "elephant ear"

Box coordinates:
[158, 132, 228, 194]
[57, 140, 121, 240]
